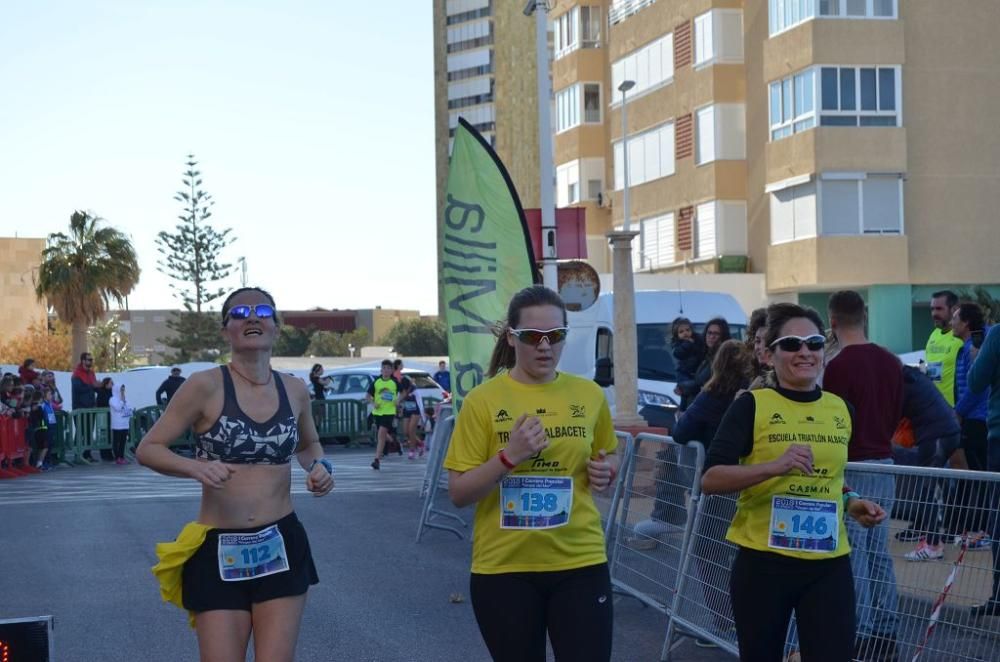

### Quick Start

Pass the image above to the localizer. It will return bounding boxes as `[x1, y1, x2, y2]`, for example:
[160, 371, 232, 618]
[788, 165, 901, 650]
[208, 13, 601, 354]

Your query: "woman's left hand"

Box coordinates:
[587, 450, 616, 492]
[306, 463, 334, 497]
[847, 498, 886, 528]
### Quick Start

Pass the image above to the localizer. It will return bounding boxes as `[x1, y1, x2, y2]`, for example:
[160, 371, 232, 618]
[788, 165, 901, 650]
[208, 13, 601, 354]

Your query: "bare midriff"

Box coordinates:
[196, 462, 293, 529]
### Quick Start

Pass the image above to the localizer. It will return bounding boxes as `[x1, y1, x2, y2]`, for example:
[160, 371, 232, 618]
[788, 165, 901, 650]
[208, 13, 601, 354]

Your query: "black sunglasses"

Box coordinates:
[509, 327, 569, 346]
[226, 304, 276, 321]
[769, 334, 826, 353]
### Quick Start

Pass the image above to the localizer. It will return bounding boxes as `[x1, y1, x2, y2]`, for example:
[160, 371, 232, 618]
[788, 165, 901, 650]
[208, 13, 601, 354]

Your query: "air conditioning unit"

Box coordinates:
[597, 191, 612, 209]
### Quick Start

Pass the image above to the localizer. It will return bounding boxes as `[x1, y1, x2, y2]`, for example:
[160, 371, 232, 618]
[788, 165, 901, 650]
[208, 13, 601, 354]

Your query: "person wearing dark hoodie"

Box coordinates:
[70, 352, 99, 409]
[893, 365, 960, 562]
[676, 317, 731, 409]
[670, 317, 706, 410]
[156, 367, 187, 406]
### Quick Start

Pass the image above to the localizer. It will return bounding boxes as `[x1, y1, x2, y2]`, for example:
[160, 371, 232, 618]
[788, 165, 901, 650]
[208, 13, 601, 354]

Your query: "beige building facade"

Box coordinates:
[0, 237, 49, 336]
[446, 0, 1000, 352]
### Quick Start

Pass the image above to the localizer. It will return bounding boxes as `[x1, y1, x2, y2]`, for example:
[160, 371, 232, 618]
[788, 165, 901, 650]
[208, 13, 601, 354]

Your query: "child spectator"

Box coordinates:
[671, 317, 706, 410]
[109, 383, 133, 465]
[28, 389, 51, 471]
[42, 372, 64, 411]
[19, 358, 40, 386]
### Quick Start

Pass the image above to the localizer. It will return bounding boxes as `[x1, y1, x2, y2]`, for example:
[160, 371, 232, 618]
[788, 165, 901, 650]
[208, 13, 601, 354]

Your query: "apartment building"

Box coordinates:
[433, 0, 544, 311]
[0, 237, 48, 337]
[545, 0, 1000, 351]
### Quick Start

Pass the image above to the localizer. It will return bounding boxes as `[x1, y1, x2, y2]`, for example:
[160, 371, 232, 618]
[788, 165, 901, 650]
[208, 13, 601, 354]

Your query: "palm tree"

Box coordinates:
[35, 211, 141, 365]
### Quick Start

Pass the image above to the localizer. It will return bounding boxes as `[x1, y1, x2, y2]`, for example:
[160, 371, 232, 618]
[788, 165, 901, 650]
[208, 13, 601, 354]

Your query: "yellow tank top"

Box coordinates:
[371, 377, 398, 416]
[725, 389, 852, 559]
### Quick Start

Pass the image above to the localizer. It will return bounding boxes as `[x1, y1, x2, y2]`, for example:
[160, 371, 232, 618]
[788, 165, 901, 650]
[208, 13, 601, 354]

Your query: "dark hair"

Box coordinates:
[311, 363, 323, 375]
[763, 303, 825, 348]
[703, 340, 753, 396]
[487, 286, 567, 377]
[704, 317, 732, 359]
[31, 390, 43, 404]
[101, 377, 113, 388]
[828, 290, 866, 328]
[956, 302, 985, 331]
[932, 290, 958, 308]
[670, 317, 693, 341]
[22, 358, 34, 368]
[220, 287, 280, 326]
[80, 352, 91, 362]
[381, 359, 393, 368]
[746, 308, 767, 346]
[393, 359, 403, 369]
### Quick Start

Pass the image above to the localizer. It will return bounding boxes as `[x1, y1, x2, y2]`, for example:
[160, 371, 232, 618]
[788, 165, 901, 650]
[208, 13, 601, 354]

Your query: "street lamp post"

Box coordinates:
[607, 80, 646, 428]
[111, 332, 120, 372]
[525, 0, 558, 290]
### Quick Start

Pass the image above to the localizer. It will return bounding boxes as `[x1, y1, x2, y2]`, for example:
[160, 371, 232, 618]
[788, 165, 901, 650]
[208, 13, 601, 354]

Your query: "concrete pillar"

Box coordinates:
[607, 230, 646, 428]
[868, 284, 912, 354]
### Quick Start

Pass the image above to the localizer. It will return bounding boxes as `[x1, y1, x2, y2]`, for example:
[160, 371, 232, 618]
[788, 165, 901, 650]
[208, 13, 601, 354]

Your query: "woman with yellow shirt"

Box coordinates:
[701, 303, 886, 661]
[445, 285, 619, 662]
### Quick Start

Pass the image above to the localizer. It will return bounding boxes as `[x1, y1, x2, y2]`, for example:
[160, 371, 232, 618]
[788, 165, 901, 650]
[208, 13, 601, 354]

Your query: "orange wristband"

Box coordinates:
[498, 449, 516, 470]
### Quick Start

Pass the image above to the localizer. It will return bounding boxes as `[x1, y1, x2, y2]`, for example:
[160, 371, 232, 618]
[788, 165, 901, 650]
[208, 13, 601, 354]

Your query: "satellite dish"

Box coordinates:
[557, 261, 600, 312]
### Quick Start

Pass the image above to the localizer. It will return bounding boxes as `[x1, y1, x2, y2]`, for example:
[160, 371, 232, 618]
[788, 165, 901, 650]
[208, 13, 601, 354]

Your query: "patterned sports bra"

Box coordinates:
[195, 366, 299, 465]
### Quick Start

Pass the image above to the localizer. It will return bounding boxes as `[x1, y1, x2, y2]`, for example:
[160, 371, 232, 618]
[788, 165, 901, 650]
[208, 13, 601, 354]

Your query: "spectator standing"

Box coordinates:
[42, 371, 64, 411]
[824, 290, 903, 660]
[96, 378, 113, 408]
[433, 360, 451, 392]
[19, 358, 40, 386]
[893, 366, 961, 560]
[28, 390, 50, 470]
[926, 290, 964, 406]
[156, 368, 187, 406]
[968, 324, 1000, 619]
[109, 384, 133, 465]
[950, 303, 992, 545]
[71, 353, 99, 409]
[677, 318, 731, 408]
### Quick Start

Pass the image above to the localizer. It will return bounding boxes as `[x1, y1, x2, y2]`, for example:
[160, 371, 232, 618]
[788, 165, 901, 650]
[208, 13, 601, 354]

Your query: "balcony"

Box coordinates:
[608, 0, 657, 26]
[767, 235, 909, 292]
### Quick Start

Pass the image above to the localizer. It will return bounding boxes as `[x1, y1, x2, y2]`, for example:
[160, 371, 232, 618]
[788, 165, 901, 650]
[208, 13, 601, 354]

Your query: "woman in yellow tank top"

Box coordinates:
[701, 303, 886, 662]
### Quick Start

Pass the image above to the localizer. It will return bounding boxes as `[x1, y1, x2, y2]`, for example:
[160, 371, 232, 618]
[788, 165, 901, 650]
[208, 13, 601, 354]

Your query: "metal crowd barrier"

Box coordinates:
[658, 460, 1000, 662]
[602, 433, 706, 614]
[67, 408, 112, 464]
[311, 399, 368, 445]
[415, 409, 468, 543]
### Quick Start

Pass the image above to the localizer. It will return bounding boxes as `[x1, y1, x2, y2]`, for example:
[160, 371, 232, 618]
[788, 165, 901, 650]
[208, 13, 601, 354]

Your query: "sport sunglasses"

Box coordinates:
[226, 304, 276, 321]
[510, 327, 569, 346]
[769, 334, 826, 352]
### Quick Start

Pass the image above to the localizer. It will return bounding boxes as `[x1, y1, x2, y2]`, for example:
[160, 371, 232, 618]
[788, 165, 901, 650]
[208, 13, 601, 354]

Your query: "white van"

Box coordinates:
[559, 290, 748, 422]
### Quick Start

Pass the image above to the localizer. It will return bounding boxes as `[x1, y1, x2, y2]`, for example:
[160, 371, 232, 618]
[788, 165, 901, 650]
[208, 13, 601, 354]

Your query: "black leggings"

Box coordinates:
[730, 548, 855, 662]
[469, 562, 613, 662]
[112, 429, 128, 460]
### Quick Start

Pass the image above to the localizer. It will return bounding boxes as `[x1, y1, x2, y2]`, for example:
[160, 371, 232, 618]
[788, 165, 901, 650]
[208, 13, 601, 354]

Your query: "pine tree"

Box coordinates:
[155, 155, 236, 362]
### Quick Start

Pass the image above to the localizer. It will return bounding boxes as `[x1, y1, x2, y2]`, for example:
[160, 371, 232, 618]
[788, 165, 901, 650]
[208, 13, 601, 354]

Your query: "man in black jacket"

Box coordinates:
[155, 368, 185, 406]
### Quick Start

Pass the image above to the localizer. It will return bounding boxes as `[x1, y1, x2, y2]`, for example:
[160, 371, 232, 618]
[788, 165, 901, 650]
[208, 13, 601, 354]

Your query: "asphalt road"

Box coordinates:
[0, 449, 725, 661]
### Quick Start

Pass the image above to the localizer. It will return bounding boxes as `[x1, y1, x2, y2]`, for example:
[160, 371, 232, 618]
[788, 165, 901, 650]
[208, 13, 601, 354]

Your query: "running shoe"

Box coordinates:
[904, 539, 944, 561]
[407, 451, 416, 460]
[371, 458, 380, 471]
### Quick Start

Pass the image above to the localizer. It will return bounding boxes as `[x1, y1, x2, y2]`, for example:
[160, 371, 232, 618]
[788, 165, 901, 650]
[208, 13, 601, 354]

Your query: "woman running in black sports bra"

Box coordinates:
[137, 287, 333, 662]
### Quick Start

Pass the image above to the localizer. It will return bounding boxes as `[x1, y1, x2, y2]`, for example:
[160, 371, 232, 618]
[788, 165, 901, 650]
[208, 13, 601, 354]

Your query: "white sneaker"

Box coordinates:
[625, 519, 683, 550]
[905, 539, 944, 561]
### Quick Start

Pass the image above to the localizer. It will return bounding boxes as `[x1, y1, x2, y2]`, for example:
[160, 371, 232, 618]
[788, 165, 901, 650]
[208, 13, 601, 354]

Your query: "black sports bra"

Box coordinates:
[195, 366, 299, 464]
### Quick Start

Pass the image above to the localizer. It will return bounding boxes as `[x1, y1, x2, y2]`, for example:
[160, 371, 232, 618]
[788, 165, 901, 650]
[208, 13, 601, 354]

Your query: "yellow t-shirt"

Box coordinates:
[925, 328, 964, 406]
[444, 372, 617, 574]
[726, 389, 852, 560]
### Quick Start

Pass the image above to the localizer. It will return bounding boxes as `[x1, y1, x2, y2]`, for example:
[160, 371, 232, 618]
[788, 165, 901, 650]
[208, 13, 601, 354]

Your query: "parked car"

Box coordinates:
[317, 365, 446, 423]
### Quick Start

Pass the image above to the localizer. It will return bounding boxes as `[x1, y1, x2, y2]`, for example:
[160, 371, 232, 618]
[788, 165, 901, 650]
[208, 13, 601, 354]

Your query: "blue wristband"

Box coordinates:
[843, 491, 860, 506]
[309, 458, 334, 475]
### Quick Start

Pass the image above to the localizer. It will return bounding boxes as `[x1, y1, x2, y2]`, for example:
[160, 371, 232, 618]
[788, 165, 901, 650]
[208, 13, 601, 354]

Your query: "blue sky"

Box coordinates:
[0, 1, 438, 314]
